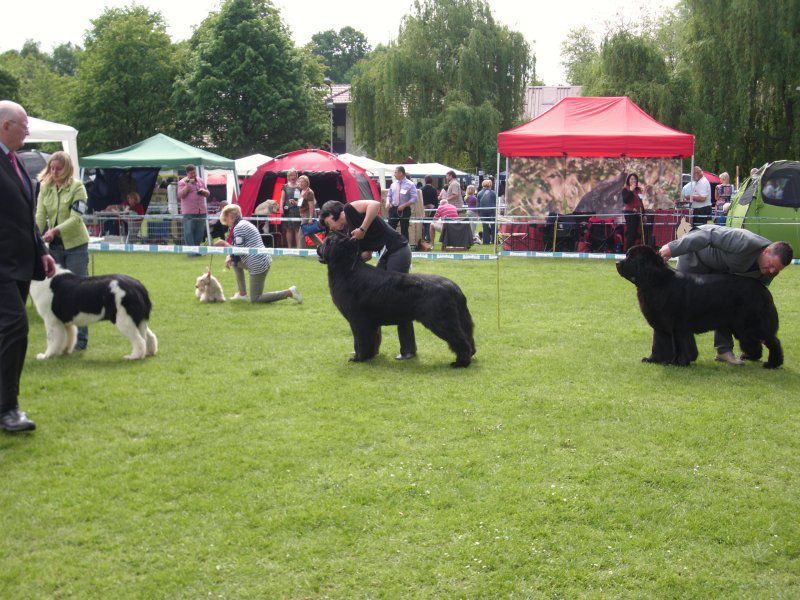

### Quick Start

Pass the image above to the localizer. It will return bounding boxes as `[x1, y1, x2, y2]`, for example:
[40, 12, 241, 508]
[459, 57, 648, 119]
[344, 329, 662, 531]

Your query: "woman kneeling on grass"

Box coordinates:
[219, 204, 302, 304]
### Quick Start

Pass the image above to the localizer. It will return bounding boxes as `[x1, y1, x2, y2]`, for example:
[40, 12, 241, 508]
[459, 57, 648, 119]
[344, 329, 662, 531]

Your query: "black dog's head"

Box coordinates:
[616, 245, 672, 287]
[317, 231, 360, 266]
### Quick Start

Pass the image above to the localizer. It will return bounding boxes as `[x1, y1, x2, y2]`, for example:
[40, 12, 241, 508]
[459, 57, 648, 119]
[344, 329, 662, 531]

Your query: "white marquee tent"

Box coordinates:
[235, 153, 272, 177]
[25, 116, 80, 168]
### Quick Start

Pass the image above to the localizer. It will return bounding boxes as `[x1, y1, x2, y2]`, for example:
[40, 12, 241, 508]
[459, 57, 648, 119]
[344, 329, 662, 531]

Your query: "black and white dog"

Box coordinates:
[30, 266, 158, 360]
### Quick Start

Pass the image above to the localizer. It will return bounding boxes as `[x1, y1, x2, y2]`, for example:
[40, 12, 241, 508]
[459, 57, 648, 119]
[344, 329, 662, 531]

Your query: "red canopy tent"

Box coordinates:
[238, 149, 380, 217]
[498, 96, 694, 158]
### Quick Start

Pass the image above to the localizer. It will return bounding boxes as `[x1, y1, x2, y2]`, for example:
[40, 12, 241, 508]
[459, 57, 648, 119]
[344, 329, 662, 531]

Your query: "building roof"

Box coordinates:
[330, 84, 352, 104]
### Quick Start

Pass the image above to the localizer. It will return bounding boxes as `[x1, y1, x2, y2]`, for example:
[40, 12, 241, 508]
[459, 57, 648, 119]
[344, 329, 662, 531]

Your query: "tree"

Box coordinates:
[70, 5, 179, 155]
[0, 48, 73, 124]
[51, 43, 82, 77]
[0, 66, 21, 102]
[351, 0, 533, 171]
[685, 0, 800, 170]
[173, 0, 327, 157]
[560, 26, 599, 86]
[307, 27, 371, 83]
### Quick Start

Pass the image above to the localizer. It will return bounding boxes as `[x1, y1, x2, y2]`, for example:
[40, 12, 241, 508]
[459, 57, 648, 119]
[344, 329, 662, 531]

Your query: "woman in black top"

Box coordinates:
[621, 173, 645, 251]
[319, 199, 416, 360]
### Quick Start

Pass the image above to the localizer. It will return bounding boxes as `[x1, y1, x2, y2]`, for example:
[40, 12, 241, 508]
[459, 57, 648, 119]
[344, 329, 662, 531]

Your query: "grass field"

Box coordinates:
[2, 252, 799, 598]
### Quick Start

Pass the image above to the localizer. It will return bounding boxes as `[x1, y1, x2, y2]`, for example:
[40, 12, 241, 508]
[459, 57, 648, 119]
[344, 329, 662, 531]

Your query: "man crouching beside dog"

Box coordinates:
[659, 224, 793, 365]
[218, 204, 302, 305]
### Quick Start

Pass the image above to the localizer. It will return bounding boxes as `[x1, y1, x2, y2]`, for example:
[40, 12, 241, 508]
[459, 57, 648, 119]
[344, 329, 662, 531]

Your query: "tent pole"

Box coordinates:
[495, 151, 501, 330]
[198, 165, 212, 246]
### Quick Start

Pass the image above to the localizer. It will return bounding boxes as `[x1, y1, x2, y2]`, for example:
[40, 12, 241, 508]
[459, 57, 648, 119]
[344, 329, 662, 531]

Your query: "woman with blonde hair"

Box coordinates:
[296, 174, 316, 248]
[36, 151, 91, 350]
[281, 168, 301, 248]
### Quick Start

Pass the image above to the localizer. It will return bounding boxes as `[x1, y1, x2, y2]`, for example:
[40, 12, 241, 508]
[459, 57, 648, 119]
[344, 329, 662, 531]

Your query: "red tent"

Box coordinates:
[498, 96, 694, 158]
[238, 149, 381, 216]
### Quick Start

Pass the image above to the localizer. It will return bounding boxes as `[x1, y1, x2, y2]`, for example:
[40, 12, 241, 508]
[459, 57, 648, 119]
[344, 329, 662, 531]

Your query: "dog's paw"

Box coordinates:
[36, 352, 49, 360]
[123, 353, 145, 360]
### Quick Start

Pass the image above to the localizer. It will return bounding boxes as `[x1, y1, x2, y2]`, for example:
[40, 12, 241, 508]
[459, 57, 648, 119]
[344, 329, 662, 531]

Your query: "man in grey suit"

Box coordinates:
[659, 224, 793, 365]
[0, 100, 56, 432]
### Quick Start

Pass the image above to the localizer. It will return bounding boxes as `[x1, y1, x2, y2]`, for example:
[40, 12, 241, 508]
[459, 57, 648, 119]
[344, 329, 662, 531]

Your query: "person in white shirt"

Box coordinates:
[689, 166, 712, 226]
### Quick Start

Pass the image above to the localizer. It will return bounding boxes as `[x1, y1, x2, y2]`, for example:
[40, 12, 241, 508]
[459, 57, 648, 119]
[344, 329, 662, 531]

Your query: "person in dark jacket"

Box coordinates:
[0, 100, 57, 432]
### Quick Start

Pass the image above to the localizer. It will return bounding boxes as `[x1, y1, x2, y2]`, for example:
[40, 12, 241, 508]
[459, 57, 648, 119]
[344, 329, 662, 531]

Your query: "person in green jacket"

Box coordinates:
[36, 151, 91, 350]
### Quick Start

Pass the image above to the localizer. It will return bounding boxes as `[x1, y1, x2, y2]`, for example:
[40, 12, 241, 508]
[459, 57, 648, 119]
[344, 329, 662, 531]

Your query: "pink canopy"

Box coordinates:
[498, 96, 694, 158]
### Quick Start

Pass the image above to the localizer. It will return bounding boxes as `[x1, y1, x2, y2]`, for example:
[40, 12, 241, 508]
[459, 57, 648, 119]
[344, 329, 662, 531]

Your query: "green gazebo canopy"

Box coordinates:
[81, 133, 235, 170]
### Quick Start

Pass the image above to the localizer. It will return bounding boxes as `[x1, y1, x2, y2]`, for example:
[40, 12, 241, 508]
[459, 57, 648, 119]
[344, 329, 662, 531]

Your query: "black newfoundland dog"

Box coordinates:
[317, 232, 476, 367]
[616, 245, 782, 368]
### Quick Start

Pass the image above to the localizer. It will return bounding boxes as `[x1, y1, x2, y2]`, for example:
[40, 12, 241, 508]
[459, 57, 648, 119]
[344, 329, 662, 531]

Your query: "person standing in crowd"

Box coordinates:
[714, 171, 733, 222]
[464, 184, 480, 244]
[386, 166, 416, 242]
[477, 179, 496, 245]
[688, 166, 712, 226]
[219, 204, 302, 304]
[0, 100, 56, 432]
[178, 164, 211, 256]
[319, 199, 416, 361]
[421, 175, 438, 242]
[621, 173, 645, 251]
[659, 224, 793, 365]
[445, 170, 463, 212]
[296, 174, 316, 248]
[281, 168, 301, 248]
[36, 151, 91, 350]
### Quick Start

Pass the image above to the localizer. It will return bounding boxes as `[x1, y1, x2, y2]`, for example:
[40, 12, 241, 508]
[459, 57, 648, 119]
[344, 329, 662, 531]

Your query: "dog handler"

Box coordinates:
[219, 204, 302, 305]
[319, 199, 417, 361]
[659, 224, 793, 365]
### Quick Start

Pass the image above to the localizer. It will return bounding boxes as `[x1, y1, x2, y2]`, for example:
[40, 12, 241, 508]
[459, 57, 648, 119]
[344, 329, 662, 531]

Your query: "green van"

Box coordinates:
[727, 160, 800, 252]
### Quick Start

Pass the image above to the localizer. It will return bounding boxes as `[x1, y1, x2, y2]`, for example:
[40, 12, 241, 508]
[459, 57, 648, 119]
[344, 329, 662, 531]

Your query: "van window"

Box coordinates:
[761, 168, 800, 209]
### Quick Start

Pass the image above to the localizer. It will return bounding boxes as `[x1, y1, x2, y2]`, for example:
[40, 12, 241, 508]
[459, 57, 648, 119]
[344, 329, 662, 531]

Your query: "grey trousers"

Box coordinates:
[676, 258, 733, 353]
[233, 263, 290, 303]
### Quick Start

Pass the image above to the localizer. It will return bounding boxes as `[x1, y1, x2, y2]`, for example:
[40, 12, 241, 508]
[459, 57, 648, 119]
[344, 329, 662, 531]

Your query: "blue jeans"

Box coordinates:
[49, 243, 90, 349]
[183, 214, 207, 248]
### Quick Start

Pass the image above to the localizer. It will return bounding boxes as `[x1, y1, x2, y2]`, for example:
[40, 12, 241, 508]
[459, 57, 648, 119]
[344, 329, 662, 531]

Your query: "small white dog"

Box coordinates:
[195, 270, 226, 303]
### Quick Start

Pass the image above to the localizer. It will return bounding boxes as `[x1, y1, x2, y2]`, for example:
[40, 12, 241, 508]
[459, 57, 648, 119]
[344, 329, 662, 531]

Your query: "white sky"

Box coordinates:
[4, 0, 677, 85]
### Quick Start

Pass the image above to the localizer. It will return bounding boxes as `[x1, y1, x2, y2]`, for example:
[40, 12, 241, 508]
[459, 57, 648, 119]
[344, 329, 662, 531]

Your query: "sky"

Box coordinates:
[4, 0, 677, 85]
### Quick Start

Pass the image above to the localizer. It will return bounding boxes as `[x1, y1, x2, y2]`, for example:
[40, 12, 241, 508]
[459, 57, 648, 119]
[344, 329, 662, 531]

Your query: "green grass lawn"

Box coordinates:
[2, 253, 799, 598]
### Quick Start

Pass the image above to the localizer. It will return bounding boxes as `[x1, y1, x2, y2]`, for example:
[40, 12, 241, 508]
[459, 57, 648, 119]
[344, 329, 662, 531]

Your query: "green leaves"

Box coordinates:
[172, 0, 326, 158]
[351, 0, 532, 170]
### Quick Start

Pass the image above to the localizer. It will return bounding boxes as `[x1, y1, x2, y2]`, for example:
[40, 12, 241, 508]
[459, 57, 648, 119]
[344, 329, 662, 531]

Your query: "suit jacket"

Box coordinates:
[0, 150, 48, 282]
[668, 224, 773, 284]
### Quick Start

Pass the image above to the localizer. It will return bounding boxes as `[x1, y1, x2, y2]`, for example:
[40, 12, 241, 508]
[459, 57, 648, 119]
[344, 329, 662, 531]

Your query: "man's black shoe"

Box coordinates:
[395, 352, 417, 361]
[0, 409, 36, 432]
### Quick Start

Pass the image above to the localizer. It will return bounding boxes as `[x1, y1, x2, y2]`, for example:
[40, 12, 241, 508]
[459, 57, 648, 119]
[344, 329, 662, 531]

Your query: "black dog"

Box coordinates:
[616, 245, 782, 368]
[317, 233, 476, 367]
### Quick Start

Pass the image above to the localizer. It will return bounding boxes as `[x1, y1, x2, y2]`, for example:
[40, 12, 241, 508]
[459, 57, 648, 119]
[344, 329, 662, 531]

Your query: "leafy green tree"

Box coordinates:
[560, 26, 599, 86]
[307, 27, 371, 83]
[70, 5, 179, 155]
[685, 0, 800, 170]
[351, 0, 533, 171]
[0, 48, 73, 124]
[0, 66, 21, 101]
[173, 0, 327, 157]
[51, 43, 82, 77]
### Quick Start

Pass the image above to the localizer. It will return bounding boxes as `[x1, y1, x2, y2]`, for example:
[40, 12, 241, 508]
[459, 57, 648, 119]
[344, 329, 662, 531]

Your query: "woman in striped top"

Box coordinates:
[219, 204, 302, 304]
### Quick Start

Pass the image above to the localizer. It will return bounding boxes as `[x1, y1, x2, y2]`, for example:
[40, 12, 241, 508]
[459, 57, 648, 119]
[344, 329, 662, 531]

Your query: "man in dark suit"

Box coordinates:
[0, 100, 56, 432]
